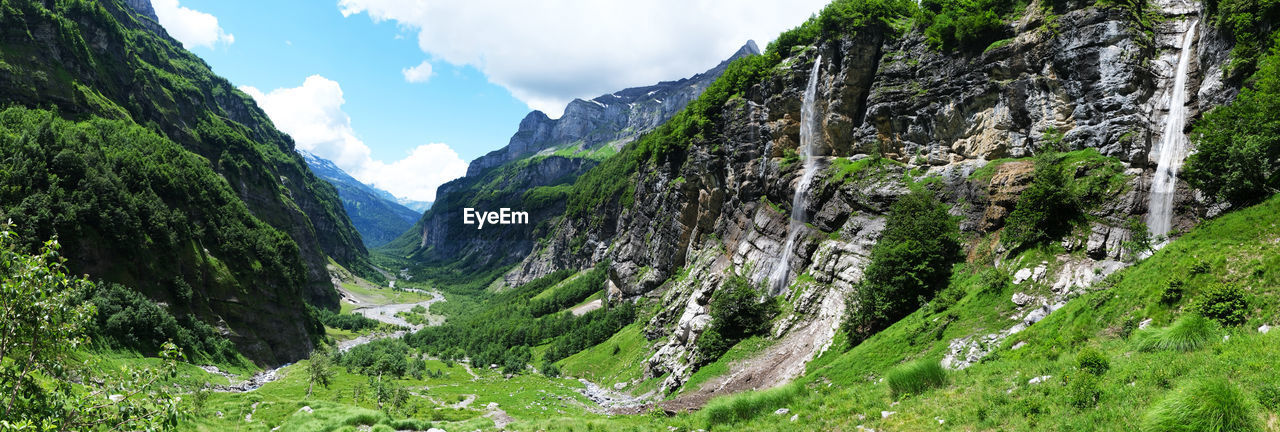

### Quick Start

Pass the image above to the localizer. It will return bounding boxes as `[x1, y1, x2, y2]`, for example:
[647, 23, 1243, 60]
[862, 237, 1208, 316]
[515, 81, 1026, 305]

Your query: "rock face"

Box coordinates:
[122, 0, 170, 38]
[501, 0, 1233, 395]
[466, 42, 763, 177]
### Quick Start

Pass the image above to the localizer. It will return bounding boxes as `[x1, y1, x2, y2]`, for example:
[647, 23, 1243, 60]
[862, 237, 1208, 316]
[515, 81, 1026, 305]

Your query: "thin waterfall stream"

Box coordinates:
[769, 56, 822, 295]
[1146, 19, 1198, 244]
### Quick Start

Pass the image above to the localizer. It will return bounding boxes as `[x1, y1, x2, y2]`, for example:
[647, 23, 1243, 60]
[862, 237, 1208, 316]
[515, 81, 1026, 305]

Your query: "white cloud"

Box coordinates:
[242, 76, 466, 202]
[338, 0, 830, 117]
[151, 0, 235, 49]
[402, 60, 434, 84]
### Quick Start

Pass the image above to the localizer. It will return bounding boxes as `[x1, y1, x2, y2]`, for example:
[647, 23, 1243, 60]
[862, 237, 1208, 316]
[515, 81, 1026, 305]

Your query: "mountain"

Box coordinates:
[378, 41, 762, 272]
[465, 41, 762, 177]
[300, 151, 423, 248]
[0, 0, 371, 364]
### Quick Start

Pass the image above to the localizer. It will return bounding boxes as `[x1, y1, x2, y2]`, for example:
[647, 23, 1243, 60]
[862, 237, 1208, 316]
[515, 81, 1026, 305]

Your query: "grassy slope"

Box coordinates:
[696, 194, 1280, 431]
[558, 323, 652, 386]
[504, 194, 1280, 431]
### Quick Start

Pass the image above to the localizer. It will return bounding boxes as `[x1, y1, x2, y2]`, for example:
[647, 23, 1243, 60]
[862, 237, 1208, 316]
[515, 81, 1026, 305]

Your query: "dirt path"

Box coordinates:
[617, 287, 845, 413]
[484, 402, 515, 429]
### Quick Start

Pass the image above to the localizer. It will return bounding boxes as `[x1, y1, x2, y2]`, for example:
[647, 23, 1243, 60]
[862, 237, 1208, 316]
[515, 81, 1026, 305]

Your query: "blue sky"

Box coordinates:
[167, 0, 529, 164]
[153, 0, 831, 201]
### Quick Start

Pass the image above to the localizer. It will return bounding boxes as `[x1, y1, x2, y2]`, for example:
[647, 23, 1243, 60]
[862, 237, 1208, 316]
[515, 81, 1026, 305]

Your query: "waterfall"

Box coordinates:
[769, 56, 822, 295]
[1146, 20, 1198, 242]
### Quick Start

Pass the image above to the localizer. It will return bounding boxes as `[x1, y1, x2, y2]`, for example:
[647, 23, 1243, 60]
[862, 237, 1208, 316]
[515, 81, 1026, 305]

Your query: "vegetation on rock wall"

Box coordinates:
[0, 0, 374, 300]
[697, 273, 779, 362]
[1185, 37, 1280, 207]
[1002, 152, 1084, 248]
[844, 188, 960, 343]
[0, 107, 321, 363]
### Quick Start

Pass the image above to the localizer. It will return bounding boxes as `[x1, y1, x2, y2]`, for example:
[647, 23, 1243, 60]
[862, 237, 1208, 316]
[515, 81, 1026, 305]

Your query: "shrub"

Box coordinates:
[315, 307, 381, 332]
[1123, 217, 1154, 260]
[1066, 373, 1102, 408]
[697, 273, 778, 361]
[335, 339, 412, 378]
[84, 282, 239, 362]
[1121, 316, 1140, 339]
[541, 361, 561, 378]
[1002, 152, 1081, 248]
[845, 189, 960, 343]
[1191, 284, 1250, 327]
[980, 268, 1012, 295]
[1160, 281, 1185, 306]
[1076, 347, 1110, 376]
[886, 359, 948, 398]
[1136, 314, 1218, 352]
[1184, 41, 1280, 208]
[1143, 378, 1260, 432]
[917, 0, 1016, 51]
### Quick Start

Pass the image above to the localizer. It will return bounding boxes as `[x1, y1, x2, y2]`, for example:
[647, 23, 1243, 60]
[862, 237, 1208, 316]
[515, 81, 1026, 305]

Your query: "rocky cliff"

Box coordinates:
[465, 42, 763, 177]
[502, 0, 1235, 395]
[382, 42, 763, 272]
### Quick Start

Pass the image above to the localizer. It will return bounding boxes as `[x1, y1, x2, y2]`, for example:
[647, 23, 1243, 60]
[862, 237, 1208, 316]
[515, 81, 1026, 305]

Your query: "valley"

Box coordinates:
[0, 0, 1278, 430]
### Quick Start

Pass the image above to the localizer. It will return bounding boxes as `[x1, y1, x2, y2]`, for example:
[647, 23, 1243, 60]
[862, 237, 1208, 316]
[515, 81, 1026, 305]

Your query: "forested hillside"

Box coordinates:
[301, 150, 422, 248]
[0, 0, 372, 363]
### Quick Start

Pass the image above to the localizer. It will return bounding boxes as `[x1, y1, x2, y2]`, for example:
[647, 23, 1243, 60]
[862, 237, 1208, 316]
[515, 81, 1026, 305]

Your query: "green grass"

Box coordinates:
[558, 323, 651, 385]
[162, 190, 1280, 431]
[885, 359, 948, 398]
[827, 155, 899, 185]
[181, 353, 604, 431]
[339, 281, 434, 305]
[702, 382, 804, 429]
[1143, 378, 1261, 432]
[967, 156, 1022, 181]
[529, 270, 589, 303]
[1135, 314, 1219, 352]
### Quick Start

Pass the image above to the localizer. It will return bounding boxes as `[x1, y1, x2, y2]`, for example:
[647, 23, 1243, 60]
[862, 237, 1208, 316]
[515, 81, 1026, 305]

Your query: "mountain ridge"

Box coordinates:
[464, 41, 762, 177]
[300, 150, 424, 248]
